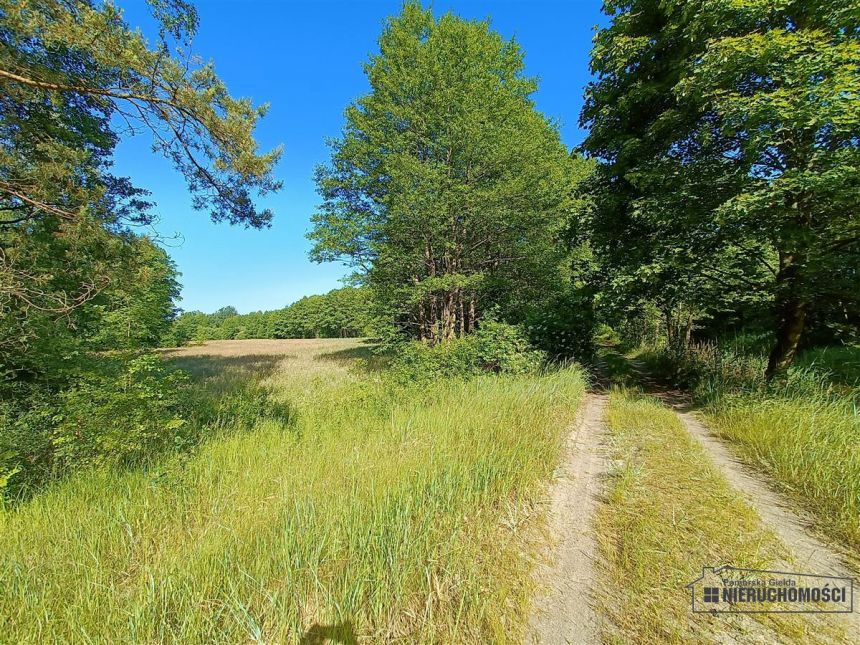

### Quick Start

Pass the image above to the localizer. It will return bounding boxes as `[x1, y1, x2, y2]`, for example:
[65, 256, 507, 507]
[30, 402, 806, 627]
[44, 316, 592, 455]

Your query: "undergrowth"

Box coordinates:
[0, 352, 284, 502]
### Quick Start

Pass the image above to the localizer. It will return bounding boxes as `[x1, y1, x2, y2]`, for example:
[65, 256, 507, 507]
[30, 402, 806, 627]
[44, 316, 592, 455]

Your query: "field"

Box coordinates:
[0, 339, 585, 643]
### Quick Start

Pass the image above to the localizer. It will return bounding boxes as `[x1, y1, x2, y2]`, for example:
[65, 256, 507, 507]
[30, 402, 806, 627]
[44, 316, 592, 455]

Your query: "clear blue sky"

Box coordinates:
[113, 0, 607, 314]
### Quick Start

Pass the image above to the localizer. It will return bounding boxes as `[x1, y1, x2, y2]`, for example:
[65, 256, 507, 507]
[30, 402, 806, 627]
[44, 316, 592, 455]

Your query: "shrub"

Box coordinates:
[522, 292, 595, 362]
[392, 321, 546, 381]
[51, 354, 195, 471]
[0, 383, 58, 498]
[0, 352, 292, 502]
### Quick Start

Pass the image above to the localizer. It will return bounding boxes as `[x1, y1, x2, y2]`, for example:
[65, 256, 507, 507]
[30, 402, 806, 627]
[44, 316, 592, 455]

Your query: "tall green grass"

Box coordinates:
[595, 389, 845, 643]
[0, 341, 585, 642]
[637, 341, 860, 553]
[706, 395, 860, 552]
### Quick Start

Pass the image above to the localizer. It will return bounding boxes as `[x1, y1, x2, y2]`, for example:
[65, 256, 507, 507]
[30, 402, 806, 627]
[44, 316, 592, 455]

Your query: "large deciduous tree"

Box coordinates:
[309, 2, 580, 343]
[581, 0, 859, 378]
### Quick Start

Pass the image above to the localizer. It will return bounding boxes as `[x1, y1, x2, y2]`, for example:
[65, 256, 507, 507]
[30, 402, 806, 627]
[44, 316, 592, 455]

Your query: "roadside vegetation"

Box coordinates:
[636, 341, 860, 554]
[0, 338, 585, 642]
[596, 388, 846, 644]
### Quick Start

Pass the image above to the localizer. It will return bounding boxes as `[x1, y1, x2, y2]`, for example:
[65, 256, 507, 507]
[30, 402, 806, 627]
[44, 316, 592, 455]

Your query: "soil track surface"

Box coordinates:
[528, 393, 609, 645]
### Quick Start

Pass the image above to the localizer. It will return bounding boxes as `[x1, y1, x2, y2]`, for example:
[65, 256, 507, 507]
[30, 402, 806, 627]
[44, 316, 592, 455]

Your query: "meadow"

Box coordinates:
[0, 339, 585, 643]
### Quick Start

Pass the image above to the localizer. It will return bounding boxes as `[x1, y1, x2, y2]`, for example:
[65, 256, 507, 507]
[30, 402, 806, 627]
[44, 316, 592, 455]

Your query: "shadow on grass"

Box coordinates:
[299, 621, 358, 645]
[315, 341, 391, 373]
[165, 353, 292, 380]
[590, 347, 696, 412]
[796, 345, 860, 389]
[164, 353, 296, 432]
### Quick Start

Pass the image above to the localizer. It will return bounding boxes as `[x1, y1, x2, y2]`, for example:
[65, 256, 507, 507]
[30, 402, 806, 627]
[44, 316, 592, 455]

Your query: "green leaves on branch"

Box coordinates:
[0, 0, 282, 228]
[580, 0, 860, 375]
[309, 2, 582, 343]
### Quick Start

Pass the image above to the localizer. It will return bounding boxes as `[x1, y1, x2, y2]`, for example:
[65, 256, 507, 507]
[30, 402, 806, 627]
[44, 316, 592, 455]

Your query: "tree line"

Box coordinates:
[164, 287, 377, 344]
[310, 1, 858, 377]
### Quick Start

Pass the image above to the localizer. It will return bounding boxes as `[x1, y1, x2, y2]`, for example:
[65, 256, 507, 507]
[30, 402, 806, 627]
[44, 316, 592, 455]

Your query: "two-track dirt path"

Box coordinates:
[528, 356, 859, 643]
[527, 393, 609, 645]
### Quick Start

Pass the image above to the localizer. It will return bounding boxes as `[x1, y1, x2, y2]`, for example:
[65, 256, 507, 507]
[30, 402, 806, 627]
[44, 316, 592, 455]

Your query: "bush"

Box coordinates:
[51, 355, 195, 472]
[0, 383, 58, 498]
[0, 352, 291, 501]
[392, 321, 546, 381]
[522, 292, 595, 362]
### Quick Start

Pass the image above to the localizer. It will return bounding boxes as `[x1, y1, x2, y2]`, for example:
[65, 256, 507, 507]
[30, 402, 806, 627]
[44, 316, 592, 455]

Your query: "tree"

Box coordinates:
[0, 0, 281, 377]
[88, 236, 180, 350]
[309, 2, 578, 343]
[273, 287, 375, 339]
[1, 0, 281, 228]
[581, 0, 859, 377]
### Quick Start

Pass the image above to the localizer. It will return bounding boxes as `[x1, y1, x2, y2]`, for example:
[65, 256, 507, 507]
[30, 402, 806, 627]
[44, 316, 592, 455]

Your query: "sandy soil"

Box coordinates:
[676, 409, 860, 635]
[527, 393, 609, 645]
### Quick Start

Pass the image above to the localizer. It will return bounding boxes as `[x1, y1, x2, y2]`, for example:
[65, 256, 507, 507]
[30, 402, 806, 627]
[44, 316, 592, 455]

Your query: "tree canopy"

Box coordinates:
[309, 2, 585, 343]
[0, 0, 281, 378]
[165, 287, 376, 344]
[580, 0, 859, 376]
[1, 0, 281, 228]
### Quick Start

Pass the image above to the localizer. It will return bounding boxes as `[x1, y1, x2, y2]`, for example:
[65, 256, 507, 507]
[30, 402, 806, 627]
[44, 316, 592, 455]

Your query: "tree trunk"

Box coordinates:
[765, 252, 807, 380]
[663, 307, 675, 347]
[469, 291, 476, 331]
[456, 289, 464, 337]
[418, 297, 427, 342]
[441, 290, 456, 341]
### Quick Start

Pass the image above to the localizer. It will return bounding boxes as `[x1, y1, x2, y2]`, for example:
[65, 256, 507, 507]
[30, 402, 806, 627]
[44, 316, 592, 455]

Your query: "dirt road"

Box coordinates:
[528, 393, 609, 645]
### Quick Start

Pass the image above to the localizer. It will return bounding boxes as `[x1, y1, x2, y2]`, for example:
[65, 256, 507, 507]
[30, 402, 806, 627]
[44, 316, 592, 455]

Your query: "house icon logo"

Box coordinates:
[687, 566, 854, 614]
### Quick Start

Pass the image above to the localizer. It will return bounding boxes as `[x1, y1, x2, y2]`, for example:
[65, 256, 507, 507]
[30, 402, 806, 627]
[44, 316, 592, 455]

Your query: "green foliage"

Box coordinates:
[164, 287, 377, 345]
[0, 354, 190, 498]
[274, 287, 377, 339]
[0, 382, 57, 497]
[0, 0, 279, 404]
[521, 290, 595, 362]
[1, 0, 281, 228]
[309, 2, 582, 341]
[0, 351, 287, 501]
[580, 0, 860, 376]
[87, 238, 180, 350]
[51, 355, 193, 471]
[636, 341, 856, 404]
[391, 321, 546, 381]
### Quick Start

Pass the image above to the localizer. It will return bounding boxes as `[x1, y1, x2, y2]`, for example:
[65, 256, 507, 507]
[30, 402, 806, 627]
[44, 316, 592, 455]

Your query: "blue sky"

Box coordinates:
[113, 0, 607, 314]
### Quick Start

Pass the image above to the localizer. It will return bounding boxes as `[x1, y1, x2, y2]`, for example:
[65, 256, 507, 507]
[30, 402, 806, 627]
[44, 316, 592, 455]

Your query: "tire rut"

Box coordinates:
[527, 393, 609, 645]
[672, 406, 860, 636]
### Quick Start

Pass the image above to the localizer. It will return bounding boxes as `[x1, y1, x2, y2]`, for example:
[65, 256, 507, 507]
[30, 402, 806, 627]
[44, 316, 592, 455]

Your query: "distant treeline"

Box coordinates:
[164, 287, 377, 345]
